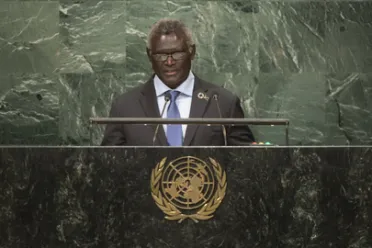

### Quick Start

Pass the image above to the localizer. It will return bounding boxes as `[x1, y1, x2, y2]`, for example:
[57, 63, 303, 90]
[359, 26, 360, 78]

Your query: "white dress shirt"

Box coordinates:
[154, 71, 195, 138]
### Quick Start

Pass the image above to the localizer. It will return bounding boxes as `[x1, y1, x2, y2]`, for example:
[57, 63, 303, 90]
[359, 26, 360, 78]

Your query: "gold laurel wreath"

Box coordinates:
[150, 157, 227, 223]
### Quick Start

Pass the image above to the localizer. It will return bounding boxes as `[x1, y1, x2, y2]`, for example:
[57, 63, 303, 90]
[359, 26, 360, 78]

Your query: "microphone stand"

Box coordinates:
[213, 94, 227, 146]
[152, 93, 171, 145]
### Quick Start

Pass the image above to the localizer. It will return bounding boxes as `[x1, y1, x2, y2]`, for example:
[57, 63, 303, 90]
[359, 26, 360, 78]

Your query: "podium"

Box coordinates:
[1, 146, 372, 247]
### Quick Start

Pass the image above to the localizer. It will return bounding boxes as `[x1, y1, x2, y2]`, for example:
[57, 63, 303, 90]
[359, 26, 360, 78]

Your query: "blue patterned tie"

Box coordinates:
[166, 90, 183, 146]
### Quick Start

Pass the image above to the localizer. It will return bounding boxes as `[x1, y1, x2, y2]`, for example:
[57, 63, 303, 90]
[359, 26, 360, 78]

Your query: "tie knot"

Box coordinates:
[168, 90, 180, 102]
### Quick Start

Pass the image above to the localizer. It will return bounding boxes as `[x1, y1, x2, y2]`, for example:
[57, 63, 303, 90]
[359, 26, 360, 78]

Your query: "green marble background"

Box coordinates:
[0, 0, 371, 145]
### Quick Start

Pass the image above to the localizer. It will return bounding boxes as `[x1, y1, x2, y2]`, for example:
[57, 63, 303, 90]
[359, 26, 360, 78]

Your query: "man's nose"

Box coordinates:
[165, 55, 175, 65]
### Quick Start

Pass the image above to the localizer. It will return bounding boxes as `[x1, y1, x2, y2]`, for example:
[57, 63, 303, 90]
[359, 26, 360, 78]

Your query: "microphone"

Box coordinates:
[152, 92, 171, 145]
[213, 93, 227, 146]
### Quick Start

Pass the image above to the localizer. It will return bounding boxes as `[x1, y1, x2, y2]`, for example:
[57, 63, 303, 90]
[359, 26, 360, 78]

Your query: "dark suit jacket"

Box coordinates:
[101, 75, 255, 146]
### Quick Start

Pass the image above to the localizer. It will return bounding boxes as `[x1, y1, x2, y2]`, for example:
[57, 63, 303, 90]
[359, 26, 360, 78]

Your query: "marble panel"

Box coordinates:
[0, 2, 59, 75]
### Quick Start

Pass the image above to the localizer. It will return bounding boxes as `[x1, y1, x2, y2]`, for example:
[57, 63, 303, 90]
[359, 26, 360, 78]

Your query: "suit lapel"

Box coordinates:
[138, 77, 168, 146]
[183, 77, 211, 146]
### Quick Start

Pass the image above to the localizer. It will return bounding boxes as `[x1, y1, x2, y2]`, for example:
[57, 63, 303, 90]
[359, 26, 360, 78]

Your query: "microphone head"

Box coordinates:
[213, 92, 219, 100]
[164, 92, 171, 101]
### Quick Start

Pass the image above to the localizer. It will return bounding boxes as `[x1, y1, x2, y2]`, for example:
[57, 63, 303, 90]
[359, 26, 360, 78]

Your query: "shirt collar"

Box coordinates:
[154, 71, 195, 97]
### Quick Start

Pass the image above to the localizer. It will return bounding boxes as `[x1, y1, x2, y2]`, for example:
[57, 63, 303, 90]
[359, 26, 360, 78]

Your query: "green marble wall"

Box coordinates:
[0, 0, 371, 145]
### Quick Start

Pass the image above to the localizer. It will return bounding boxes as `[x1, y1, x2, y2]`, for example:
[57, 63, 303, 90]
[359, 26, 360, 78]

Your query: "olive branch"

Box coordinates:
[150, 157, 227, 223]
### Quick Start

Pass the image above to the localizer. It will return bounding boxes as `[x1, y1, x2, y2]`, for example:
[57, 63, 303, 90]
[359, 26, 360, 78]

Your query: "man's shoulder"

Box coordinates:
[112, 83, 145, 105]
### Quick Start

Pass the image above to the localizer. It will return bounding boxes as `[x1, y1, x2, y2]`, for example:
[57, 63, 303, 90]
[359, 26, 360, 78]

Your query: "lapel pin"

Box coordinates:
[197, 92, 209, 101]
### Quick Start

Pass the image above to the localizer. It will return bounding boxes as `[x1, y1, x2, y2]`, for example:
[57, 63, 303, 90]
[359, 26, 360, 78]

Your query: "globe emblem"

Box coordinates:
[151, 156, 227, 222]
[161, 156, 216, 210]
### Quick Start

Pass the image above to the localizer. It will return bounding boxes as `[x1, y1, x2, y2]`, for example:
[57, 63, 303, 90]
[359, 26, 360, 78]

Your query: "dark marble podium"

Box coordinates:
[0, 146, 372, 248]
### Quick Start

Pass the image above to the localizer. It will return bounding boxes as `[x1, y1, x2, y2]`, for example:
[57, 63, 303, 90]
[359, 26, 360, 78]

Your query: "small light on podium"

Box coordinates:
[251, 142, 274, 146]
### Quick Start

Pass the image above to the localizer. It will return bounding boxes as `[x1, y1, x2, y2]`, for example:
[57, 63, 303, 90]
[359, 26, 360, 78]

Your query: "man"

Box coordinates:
[101, 18, 255, 146]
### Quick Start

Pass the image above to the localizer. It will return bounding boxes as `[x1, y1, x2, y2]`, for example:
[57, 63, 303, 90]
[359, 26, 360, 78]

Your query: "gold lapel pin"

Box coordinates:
[197, 92, 209, 101]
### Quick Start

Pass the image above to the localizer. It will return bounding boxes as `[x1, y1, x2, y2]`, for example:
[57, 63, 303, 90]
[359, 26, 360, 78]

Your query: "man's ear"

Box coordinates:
[189, 44, 196, 60]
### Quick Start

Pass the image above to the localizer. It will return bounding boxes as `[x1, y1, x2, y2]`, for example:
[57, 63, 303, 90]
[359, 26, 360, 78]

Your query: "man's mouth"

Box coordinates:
[164, 71, 178, 76]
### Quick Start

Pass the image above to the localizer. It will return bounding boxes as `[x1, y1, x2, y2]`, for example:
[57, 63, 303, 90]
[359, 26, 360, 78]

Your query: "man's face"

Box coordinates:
[147, 32, 195, 89]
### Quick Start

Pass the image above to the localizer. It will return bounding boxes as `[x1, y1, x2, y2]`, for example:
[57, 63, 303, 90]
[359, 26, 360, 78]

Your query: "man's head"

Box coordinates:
[146, 19, 195, 89]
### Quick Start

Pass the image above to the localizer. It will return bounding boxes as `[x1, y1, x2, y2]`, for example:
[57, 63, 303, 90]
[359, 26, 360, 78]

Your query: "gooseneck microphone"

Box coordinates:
[152, 92, 171, 145]
[213, 93, 227, 146]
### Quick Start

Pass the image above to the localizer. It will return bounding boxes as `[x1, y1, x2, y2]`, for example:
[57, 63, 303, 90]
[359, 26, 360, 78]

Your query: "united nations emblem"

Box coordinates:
[150, 156, 227, 223]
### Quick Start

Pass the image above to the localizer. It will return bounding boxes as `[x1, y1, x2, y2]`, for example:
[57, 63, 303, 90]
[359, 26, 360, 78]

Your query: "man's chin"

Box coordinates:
[160, 76, 182, 88]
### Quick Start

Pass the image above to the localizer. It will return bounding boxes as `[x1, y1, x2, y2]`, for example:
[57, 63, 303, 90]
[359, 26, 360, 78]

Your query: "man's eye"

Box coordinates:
[173, 52, 186, 58]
